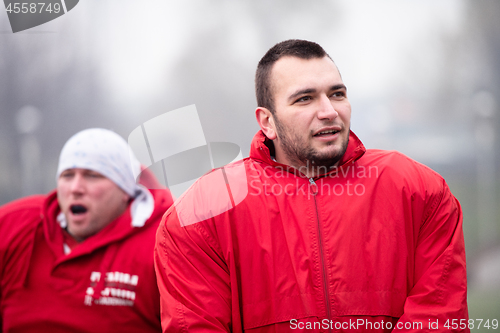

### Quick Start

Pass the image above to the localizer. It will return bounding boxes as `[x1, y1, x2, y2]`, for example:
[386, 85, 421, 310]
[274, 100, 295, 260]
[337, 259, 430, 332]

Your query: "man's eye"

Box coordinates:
[331, 91, 345, 98]
[86, 172, 103, 178]
[296, 96, 311, 103]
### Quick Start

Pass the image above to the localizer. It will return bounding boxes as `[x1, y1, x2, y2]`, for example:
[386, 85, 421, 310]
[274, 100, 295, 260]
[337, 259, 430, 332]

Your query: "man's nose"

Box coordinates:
[317, 95, 338, 120]
[70, 174, 86, 193]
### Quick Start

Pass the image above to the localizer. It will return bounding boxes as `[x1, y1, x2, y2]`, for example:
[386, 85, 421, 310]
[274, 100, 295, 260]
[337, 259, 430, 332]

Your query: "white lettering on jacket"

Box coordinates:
[84, 271, 139, 306]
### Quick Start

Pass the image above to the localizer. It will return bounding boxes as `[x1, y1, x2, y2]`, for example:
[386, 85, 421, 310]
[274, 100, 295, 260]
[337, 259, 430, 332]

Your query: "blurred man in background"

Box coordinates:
[0, 128, 173, 332]
[155, 40, 468, 332]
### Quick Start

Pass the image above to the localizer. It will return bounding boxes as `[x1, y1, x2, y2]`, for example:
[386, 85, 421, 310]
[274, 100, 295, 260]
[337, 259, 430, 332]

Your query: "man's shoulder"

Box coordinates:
[0, 194, 47, 246]
[365, 149, 442, 174]
[165, 159, 250, 227]
[362, 149, 446, 190]
[0, 194, 46, 221]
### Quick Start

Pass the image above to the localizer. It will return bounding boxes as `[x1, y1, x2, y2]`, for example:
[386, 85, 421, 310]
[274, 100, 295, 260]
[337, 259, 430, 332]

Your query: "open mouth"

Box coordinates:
[314, 129, 340, 137]
[70, 205, 88, 215]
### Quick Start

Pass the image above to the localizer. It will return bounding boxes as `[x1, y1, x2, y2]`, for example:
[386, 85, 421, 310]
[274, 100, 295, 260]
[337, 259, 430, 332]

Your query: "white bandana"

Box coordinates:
[56, 128, 154, 227]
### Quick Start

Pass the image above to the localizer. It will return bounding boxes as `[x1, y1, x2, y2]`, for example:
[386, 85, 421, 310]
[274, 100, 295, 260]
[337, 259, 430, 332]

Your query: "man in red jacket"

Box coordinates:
[0, 128, 173, 332]
[155, 40, 469, 332]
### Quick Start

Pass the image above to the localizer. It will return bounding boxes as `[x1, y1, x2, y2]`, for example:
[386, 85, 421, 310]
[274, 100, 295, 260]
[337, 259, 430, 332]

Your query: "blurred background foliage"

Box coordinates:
[1, 0, 498, 325]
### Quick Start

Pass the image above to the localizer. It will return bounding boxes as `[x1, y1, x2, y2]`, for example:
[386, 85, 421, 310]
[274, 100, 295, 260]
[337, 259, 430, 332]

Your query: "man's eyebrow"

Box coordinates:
[331, 84, 347, 91]
[288, 84, 347, 102]
[288, 88, 316, 102]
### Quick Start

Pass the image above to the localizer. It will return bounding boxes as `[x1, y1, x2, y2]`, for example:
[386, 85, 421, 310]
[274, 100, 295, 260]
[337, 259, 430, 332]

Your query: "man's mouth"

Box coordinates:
[314, 129, 340, 137]
[70, 205, 88, 215]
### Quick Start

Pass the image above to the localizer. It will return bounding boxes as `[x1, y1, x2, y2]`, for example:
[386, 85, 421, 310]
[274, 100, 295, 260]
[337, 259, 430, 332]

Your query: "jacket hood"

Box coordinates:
[249, 130, 366, 177]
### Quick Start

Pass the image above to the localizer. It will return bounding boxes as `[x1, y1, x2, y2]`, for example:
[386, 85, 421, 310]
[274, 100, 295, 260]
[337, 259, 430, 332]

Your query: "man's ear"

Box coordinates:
[255, 107, 277, 140]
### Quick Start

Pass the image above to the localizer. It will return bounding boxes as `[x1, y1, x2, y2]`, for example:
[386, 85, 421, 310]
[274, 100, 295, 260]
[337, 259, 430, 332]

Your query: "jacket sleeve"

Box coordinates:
[393, 180, 469, 332]
[154, 207, 233, 333]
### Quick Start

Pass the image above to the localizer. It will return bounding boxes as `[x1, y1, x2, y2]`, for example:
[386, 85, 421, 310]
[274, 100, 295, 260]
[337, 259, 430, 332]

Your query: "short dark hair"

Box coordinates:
[255, 39, 332, 114]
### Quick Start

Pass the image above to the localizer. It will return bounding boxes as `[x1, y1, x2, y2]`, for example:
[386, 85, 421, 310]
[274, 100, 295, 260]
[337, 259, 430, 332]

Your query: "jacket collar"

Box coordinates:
[249, 130, 366, 178]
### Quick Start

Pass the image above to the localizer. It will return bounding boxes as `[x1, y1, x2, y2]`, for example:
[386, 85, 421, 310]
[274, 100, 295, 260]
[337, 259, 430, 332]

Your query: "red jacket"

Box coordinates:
[0, 188, 173, 333]
[155, 131, 468, 332]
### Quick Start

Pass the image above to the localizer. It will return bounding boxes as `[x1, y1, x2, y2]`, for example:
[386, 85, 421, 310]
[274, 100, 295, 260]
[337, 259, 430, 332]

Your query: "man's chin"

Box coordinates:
[315, 146, 344, 159]
[66, 226, 91, 242]
[67, 214, 88, 225]
[308, 142, 348, 167]
[67, 218, 88, 232]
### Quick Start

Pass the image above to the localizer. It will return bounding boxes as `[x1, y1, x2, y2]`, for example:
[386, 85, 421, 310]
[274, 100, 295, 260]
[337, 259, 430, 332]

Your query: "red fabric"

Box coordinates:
[0, 188, 173, 333]
[62, 228, 80, 252]
[138, 165, 168, 191]
[155, 130, 468, 332]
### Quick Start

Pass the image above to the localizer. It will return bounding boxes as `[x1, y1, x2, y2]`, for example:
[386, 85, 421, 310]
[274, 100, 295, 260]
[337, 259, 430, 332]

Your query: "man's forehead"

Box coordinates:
[272, 55, 339, 75]
[270, 56, 343, 95]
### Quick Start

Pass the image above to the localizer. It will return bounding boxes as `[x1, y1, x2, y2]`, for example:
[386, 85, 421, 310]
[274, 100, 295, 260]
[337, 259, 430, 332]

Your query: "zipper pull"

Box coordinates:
[309, 178, 318, 195]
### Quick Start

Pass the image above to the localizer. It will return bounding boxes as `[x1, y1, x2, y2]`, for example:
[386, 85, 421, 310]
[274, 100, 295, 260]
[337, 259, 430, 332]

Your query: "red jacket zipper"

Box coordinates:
[310, 177, 332, 332]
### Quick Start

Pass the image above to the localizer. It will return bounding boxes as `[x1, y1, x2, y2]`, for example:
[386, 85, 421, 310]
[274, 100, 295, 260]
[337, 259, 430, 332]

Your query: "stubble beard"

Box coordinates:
[274, 114, 349, 174]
